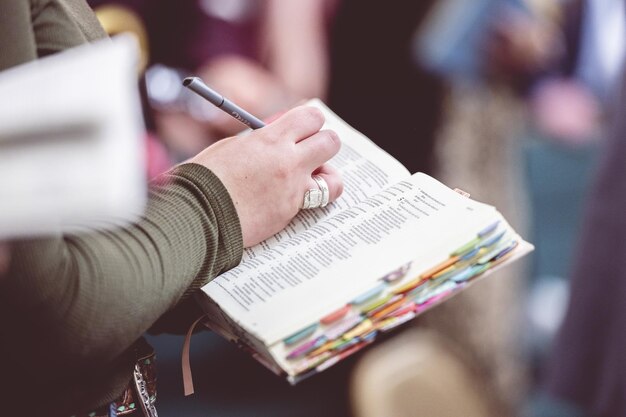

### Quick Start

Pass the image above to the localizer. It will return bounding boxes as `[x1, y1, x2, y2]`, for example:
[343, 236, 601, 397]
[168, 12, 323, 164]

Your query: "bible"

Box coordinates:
[197, 100, 533, 384]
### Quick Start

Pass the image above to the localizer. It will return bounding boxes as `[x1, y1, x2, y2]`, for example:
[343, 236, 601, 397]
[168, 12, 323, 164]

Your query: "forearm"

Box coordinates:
[264, 0, 331, 99]
[1, 163, 242, 362]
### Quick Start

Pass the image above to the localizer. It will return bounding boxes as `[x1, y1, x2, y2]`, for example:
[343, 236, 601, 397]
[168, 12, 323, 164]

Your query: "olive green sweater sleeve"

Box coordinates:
[0, 0, 106, 71]
[0, 0, 38, 69]
[3, 162, 242, 358]
[0, 163, 243, 414]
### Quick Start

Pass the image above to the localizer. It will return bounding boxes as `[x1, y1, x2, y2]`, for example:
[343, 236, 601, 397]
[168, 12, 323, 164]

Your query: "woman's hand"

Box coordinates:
[190, 105, 343, 247]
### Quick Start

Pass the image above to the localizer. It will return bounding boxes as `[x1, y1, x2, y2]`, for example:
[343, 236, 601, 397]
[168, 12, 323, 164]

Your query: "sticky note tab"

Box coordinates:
[307, 340, 335, 358]
[378, 311, 416, 332]
[460, 247, 481, 261]
[323, 313, 363, 340]
[449, 267, 473, 283]
[284, 323, 318, 346]
[478, 221, 500, 237]
[493, 240, 518, 261]
[479, 230, 506, 249]
[333, 337, 360, 352]
[287, 336, 327, 360]
[390, 302, 418, 318]
[468, 263, 491, 279]
[393, 276, 429, 295]
[451, 236, 481, 256]
[432, 264, 457, 279]
[342, 319, 374, 340]
[478, 239, 515, 264]
[360, 294, 393, 313]
[420, 256, 460, 279]
[361, 330, 378, 343]
[320, 305, 351, 325]
[368, 296, 406, 320]
[351, 282, 387, 305]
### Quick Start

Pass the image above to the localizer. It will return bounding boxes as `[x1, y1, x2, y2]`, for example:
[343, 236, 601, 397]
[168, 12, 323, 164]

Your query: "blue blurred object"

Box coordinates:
[524, 391, 590, 417]
[520, 135, 600, 417]
[415, 0, 527, 81]
[522, 133, 599, 362]
[523, 137, 600, 282]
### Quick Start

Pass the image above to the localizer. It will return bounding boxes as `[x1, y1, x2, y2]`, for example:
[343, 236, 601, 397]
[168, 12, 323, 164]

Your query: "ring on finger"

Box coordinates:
[312, 175, 330, 208]
[302, 188, 323, 209]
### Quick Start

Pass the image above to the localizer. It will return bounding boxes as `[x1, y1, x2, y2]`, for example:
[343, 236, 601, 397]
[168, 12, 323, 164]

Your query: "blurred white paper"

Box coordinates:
[0, 35, 146, 238]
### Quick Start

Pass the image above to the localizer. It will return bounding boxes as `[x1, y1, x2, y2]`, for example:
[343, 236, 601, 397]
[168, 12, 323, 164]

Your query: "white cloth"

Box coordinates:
[576, 0, 626, 101]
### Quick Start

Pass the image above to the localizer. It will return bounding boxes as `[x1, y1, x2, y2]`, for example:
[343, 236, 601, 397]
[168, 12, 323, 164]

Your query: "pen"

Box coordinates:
[182, 76, 266, 130]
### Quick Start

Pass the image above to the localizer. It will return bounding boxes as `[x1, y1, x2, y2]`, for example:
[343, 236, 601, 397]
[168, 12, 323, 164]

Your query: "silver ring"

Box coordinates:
[312, 175, 329, 207]
[302, 188, 323, 209]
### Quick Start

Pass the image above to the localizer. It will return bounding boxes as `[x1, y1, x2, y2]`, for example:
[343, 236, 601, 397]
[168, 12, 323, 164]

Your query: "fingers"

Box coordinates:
[265, 105, 325, 143]
[307, 164, 343, 205]
[297, 129, 341, 171]
[263, 109, 288, 124]
[263, 100, 308, 124]
[253, 104, 343, 211]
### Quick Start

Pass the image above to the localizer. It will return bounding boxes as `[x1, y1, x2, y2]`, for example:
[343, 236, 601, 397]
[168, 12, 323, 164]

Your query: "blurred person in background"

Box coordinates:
[375, 1, 553, 415]
[525, 50, 626, 417]
[487, 0, 625, 400]
[328, 0, 444, 175]
[0, 1, 343, 416]
[494, 0, 622, 354]
[539, 73, 626, 417]
[90, 0, 338, 160]
[518, 0, 626, 416]
[424, 0, 626, 416]
[523, 0, 624, 147]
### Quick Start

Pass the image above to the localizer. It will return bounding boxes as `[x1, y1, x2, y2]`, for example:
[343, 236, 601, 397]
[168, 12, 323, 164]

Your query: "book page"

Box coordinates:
[242, 100, 410, 259]
[203, 173, 501, 345]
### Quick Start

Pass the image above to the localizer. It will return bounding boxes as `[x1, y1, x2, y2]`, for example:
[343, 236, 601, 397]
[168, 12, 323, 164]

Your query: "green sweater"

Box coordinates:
[0, 1, 243, 415]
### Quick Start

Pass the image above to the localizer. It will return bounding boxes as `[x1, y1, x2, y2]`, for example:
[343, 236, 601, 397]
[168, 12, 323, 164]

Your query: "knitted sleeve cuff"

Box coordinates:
[166, 163, 243, 296]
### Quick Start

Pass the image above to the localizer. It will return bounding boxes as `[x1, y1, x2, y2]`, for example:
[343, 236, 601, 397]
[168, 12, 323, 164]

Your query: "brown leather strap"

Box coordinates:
[181, 315, 206, 397]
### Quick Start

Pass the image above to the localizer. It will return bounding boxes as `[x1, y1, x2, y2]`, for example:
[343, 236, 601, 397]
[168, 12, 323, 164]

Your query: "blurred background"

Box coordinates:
[77, 0, 620, 415]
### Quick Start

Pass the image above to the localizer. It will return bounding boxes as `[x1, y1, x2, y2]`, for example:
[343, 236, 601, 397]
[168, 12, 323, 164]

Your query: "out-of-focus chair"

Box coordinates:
[351, 329, 492, 417]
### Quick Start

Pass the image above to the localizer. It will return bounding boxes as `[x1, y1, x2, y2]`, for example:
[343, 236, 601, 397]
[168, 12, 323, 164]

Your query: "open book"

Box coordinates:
[197, 100, 533, 384]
